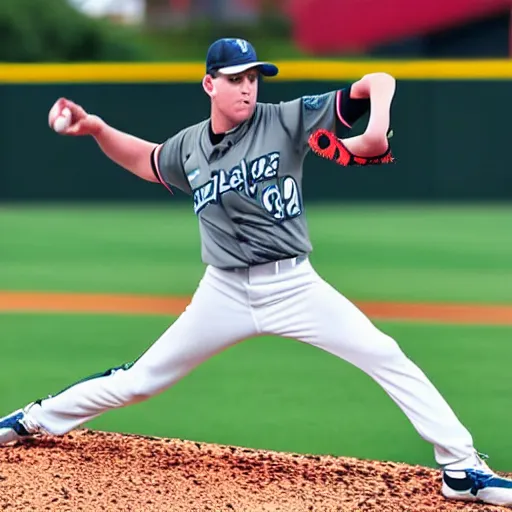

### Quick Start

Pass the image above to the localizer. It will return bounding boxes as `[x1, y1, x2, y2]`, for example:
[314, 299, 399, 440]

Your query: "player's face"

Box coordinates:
[213, 69, 259, 125]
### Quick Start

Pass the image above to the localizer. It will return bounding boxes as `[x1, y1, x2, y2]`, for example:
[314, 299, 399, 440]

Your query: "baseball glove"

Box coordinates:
[308, 129, 395, 167]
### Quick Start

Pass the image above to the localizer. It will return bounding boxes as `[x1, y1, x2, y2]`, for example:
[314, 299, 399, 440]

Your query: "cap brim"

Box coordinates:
[216, 61, 279, 77]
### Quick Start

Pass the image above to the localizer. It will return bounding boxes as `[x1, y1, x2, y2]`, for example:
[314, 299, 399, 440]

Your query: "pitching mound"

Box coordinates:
[0, 430, 507, 511]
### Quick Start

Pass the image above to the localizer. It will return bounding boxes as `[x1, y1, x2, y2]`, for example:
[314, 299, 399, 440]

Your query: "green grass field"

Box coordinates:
[1, 204, 512, 470]
[2, 203, 512, 302]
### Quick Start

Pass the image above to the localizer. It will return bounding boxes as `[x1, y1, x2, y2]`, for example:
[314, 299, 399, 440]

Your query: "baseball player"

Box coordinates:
[1, 38, 511, 507]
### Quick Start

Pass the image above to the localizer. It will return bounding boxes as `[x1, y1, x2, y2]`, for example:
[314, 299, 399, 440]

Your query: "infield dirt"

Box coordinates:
[2, 291, 512, 325]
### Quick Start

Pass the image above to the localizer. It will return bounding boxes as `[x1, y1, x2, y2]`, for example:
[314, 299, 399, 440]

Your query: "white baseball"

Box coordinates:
[52, 107, 72, 133]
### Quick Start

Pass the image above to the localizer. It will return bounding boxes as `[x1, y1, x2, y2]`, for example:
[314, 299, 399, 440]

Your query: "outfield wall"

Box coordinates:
[1, 61, 510, 202]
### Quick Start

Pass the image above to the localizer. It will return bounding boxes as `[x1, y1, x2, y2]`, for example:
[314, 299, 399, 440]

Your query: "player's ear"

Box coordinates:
[203, 74, 216, 98]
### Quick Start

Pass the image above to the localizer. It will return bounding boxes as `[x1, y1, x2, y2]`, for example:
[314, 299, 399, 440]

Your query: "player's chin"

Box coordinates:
[232, 103, 255, 123]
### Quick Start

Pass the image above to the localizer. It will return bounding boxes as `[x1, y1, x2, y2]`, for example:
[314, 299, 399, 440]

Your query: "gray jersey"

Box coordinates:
[156, 88, 368, 269]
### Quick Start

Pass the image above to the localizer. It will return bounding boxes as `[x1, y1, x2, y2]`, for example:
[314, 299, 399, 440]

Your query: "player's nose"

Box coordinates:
[240, 77, 251, 94]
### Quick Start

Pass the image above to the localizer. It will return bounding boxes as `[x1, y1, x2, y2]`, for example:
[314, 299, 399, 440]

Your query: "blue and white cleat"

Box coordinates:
[442, 454, 512, 508]
[0, 403, 41, 445]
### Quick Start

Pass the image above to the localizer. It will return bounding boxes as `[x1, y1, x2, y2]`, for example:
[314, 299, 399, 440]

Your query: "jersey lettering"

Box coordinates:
[229, 167, 245, 190]
[262, 184, 285, 220]
[217, 171, 231, 195]
[261, 176, 301, 222]
[282, 176, 302, 218]
[240, 159, 257, 198]
[193, 152, 283, 215]
[193, 180, 217, 213]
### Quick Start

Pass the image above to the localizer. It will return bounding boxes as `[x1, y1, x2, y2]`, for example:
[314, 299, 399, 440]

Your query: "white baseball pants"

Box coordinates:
[28, 257, 475, 466]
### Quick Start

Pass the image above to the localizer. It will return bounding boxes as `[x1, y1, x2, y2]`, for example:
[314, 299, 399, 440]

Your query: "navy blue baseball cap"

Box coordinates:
[206, 38, 279, 77]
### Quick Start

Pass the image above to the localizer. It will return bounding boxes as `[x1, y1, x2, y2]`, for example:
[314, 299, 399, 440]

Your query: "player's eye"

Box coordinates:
[229, 76, 242, 83]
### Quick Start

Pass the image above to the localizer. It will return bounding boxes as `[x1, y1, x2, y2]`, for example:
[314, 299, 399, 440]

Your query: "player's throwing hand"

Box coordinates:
[48, 98, 103, 137]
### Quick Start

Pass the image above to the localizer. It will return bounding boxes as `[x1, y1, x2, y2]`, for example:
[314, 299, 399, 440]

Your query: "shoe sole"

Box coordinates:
[443, 482, 512, 508]
[442, 483, 478, 502]
[0, 429, 24, 446]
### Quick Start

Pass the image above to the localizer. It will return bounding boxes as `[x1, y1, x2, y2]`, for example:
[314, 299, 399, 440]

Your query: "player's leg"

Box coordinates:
[0, 266, 257, 441]
[256, 260, 473, 464]
[259, 260, 512, 506]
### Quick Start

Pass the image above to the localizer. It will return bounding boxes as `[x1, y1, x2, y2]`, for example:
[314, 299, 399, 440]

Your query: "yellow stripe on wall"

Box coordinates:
[0, 63, 205, 83]
[276, 60, 512, 81]
[0, 60, 512, 83]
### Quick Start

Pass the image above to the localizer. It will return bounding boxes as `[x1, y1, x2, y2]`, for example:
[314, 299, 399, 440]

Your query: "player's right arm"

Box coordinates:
[48, 97, 159, 184]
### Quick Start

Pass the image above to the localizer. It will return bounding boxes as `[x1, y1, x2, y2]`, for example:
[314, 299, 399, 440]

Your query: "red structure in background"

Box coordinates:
[287, 0, 512, 54]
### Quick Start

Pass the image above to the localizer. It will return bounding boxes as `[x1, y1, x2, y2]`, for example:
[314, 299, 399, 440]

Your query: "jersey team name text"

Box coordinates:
[193, 151, 302, 221]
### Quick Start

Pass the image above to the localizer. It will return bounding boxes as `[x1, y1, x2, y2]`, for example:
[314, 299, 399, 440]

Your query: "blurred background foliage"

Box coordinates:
[0, 0, 148, 61]
[0, 0, 300, 62]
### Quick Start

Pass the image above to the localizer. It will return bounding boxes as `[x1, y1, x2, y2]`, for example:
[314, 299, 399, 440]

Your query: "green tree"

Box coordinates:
[0, 0, 150, 62]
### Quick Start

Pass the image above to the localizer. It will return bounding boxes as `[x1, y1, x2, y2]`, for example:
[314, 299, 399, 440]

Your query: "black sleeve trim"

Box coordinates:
[335, 86, 371, 133]
[150, 146, 161, 183]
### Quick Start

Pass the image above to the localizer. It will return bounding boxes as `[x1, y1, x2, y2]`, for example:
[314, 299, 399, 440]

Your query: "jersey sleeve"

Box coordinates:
[278, 85, 370, 152]
[151, 129, 192, 195]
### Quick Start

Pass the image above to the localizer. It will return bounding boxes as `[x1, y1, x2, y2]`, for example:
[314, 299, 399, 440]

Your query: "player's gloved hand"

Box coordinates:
[48, 97, 104, 137]
[308, 128, 395, 166]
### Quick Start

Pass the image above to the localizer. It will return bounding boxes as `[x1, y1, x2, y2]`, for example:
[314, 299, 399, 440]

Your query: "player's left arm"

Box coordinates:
[341, 72, 396, 157]
[277, 73, 395, 163]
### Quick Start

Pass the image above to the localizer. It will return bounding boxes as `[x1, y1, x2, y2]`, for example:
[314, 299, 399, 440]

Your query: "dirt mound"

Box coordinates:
[0, 430, 507, 511]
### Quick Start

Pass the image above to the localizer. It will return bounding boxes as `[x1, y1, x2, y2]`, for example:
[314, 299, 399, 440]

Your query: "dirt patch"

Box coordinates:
[2, 291, 512, 325]
[0, 430, 508, 512]
[0, 291, 190, 316]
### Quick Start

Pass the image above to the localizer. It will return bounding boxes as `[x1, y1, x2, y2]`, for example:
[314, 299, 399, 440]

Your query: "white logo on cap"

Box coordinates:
[235, 39, 249, 53]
